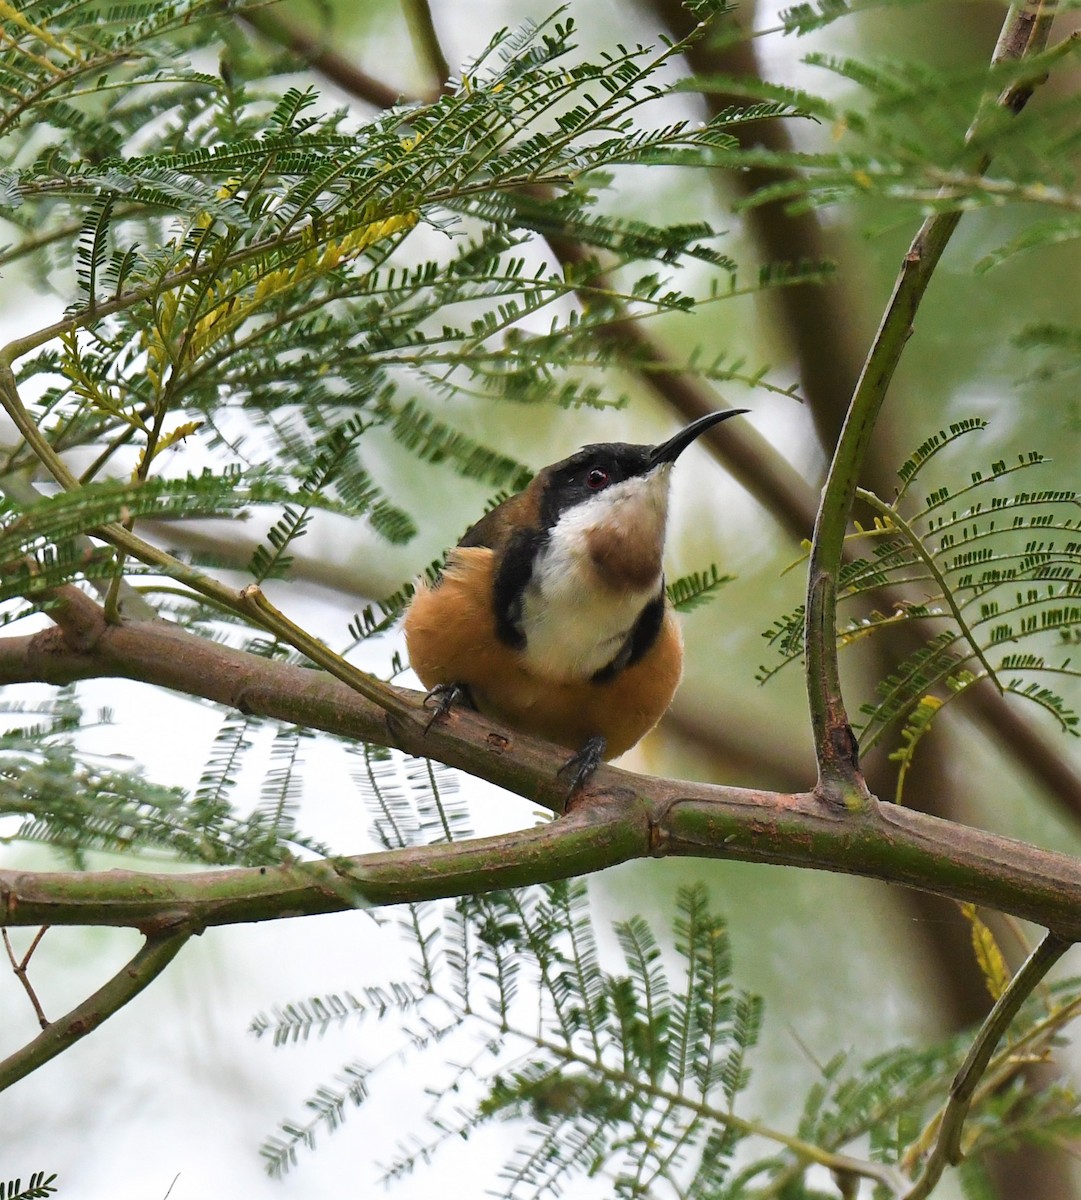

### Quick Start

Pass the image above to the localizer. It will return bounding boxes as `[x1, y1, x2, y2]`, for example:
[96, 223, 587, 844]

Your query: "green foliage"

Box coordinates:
[759, 420, 1081, 784]
[0, 469, 402, 605]
[1, 0, 804, 617]
[667, 563, 734, 613]
[0, 0, 816, 884]
[256, 879, 768, 1195]
[0, 693, 327, 867]
[263, 726, 1081, 1200]
[0, 1174, 59, 1200]
[350, 741, 470, 849]
[4, 1, 1081, 1194]
[689, 8, 1081, 264]
[254, 855, 1081, 1195]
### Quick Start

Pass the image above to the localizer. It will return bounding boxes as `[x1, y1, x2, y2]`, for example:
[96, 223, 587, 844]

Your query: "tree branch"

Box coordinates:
[644, 0, 866, 452]
[3, 604, 1081, 938]
[237, 5, 424, 108]
[903, 931, 1074, 1200]
[0, 928, 190, 1092]
[401, 0, 450, 92]
[803, 2, 1055, 799]
[3, 926, 50, 1029]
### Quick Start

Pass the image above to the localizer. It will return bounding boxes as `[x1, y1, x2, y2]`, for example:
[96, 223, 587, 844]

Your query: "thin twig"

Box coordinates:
[855, 487, 1003, 693]
[0, 929, 190, 1092]
[903, 930, 1074, 1200]
[523, 1025, 908, 1196]
[2, 926, 50, 1029]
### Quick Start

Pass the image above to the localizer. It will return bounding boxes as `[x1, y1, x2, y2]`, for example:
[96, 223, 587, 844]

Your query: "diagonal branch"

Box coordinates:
[902, 931, 1074, 1200]
[0, 928, 190, 1092]
[804, 1, 1056, 800]
[237, 5, 425, 108]
[401, 0, 450, 91]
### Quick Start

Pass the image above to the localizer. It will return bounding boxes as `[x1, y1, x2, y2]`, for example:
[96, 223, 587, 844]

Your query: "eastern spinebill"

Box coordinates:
[404, 409, 747, 790]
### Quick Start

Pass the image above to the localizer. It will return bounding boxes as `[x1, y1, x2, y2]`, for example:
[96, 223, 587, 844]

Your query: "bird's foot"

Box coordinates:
[558, 735, 607, 803]
[422, 682, 475, 734]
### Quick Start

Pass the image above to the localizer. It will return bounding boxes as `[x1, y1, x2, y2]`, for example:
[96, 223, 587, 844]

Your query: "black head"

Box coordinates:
[537, 409, 747, 531]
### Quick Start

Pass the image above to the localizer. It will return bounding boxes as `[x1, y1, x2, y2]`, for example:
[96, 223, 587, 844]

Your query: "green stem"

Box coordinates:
[237, 584, 410, 716]
[400, 0, 450, 90]
[0, 930, 190, 1093]
[902, 930, 1073, 1200]
[803, 1, 1055, 801]
[855, 487, 1002, 693]
[523, 1028, 907, 1195]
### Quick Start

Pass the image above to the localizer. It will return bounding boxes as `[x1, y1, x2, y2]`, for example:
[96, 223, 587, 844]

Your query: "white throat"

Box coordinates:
[519, 470, 669, 681]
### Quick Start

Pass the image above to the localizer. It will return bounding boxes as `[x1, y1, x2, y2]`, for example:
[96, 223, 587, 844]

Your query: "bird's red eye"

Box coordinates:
[586, 467, 609, 490]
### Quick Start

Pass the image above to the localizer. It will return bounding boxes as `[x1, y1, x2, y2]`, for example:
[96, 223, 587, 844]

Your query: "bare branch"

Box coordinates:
[237, 5, 426, 108]
[0, 929, 190, 1093]
[3, 926, 50, 1029]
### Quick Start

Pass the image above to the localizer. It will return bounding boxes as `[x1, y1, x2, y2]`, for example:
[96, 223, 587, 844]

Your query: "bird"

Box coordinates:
[403, 409, 747, 791]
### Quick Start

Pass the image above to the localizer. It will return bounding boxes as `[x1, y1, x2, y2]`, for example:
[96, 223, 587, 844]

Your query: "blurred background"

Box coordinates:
[2, 1, 1080, 1197]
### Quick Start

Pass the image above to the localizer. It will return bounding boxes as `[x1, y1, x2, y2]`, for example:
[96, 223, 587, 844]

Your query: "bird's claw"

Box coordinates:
[422, 682, 474, 735]
[558, 735, 607, 803]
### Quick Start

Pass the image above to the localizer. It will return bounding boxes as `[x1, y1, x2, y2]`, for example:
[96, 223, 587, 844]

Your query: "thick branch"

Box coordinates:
[3, 608, 1081, 937]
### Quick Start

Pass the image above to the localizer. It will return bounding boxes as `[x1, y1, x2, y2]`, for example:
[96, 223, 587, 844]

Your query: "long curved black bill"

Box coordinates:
[648, 409, 748, 466]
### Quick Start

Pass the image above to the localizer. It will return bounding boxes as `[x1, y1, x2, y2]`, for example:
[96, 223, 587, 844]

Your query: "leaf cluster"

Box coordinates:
[0, 1175, 58, 1200]
[0, 692, 327, 866]
[759, 420, 1080, 790]
[257, 878, 766, 1196]
[253, 750, 1081, 1200]
[254, 862, 1081, 1198]
[688, 10, 1081, 266]
[1, 2, 805, 617]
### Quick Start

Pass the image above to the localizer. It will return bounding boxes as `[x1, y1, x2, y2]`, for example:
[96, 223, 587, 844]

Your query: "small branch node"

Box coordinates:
[45, 585, 109, 651]
[3, 926, 51, 1029]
